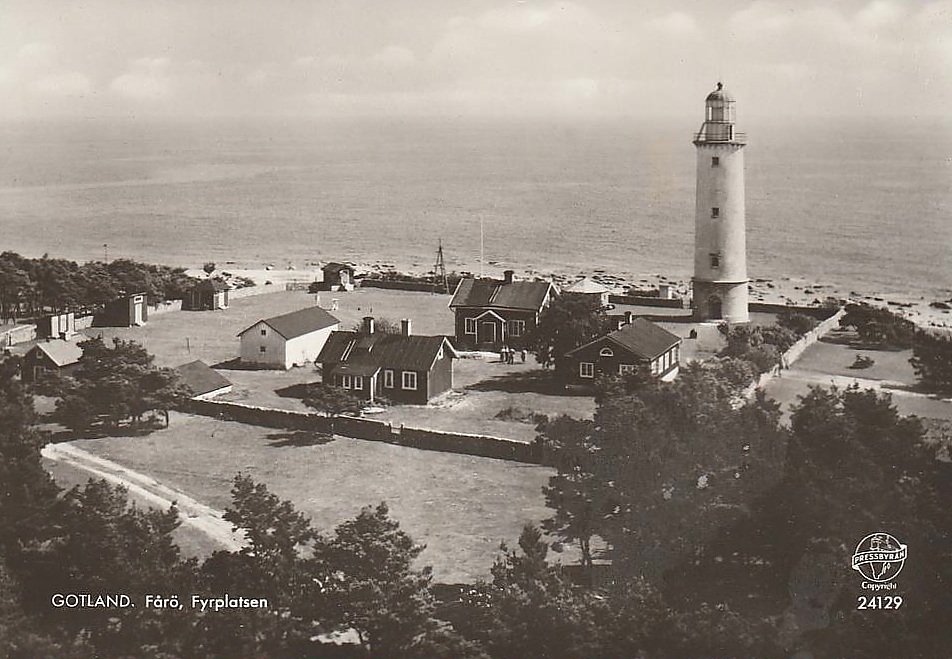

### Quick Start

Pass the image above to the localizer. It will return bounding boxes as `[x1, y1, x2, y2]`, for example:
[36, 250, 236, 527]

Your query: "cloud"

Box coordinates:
[371, 46, 416, 68]
[109, 58, 171, 100]
[31, 71, 93, 96]
[647, 12, 699, 37]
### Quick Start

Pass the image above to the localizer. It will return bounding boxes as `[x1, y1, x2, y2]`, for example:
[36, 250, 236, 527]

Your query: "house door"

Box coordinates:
[480, 321, 497, 345]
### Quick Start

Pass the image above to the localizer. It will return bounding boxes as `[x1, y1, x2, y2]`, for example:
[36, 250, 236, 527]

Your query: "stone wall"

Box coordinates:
[183, 399, 539, 464]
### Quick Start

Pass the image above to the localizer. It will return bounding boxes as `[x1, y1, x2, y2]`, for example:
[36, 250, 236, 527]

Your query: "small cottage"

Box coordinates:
[175, 360, 233, 399]
[98, 293, 148, 327]
[318, 317, 458, 404]
[238, 306, 340, 369]
[321, 263, 356, 292]
[184, 279, 230, 311]
[563, 317, 681, 384]
[448, 270, 557, 350]
[22, 339, 84, 382]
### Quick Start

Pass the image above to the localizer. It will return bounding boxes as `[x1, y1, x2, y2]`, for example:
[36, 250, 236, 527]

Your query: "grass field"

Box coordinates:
[68, 411, 566, 583]
[88, 288, 456, 368]
[763, 332, 952, 421]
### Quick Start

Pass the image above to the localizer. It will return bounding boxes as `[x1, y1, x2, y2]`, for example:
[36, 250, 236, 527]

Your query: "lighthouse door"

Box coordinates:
[708, 296, 723, 319]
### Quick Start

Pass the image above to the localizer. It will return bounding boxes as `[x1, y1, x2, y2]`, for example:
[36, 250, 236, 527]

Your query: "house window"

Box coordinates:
[599, 347, 614, 357]
[259, 346, 266, 354]
[353, 376, 363, 390]
[260, 328, 267, 336]
[711, 156, 720, 167]
[619, 364, 636, 376]
[383, 369, 394, 388]
[342, 374, 353, 389]
[402, 371, 418, 390]
[464, 318, 477, 335]
[711, 207, 720, 219]
[651, 360, 660, 375]
[508, 320, 526, 337]
[710, 253, 721, 268]
[579, 362, 594, 379]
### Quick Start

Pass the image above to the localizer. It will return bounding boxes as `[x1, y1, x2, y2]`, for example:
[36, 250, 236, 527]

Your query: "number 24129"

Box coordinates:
[857, 596, 903, 610]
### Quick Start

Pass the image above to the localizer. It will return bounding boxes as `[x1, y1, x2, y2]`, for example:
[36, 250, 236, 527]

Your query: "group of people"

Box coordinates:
[500, 345, 526, 364]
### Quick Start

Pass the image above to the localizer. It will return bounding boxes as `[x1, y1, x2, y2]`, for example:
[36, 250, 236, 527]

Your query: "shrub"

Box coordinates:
[777, 311, 819, 336]
[910, 330, 952, 393]
[841, 303, 915, 349]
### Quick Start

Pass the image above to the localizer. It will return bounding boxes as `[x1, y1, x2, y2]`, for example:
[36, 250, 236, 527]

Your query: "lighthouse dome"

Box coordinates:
[705, 82, 735, 103]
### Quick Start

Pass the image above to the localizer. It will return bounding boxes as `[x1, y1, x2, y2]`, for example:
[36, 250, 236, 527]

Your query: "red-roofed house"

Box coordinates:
[563, 317, 681, 384]
[448, 270, 557, 350]
[238, 306, 340, 369]
[318, 317, 458, 404]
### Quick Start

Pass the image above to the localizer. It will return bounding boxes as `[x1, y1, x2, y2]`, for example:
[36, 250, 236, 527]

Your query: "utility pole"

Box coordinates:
[103, 244, 109, 263]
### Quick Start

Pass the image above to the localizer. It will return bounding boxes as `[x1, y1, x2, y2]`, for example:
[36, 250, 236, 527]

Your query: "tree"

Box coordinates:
[909, 329, 952, 393]
[550, 362, 787, 583]
[525, 294, 608, 372]
[194, 475, 320, 658]
[841, 303, 915, 349]
[203, 262, 216, 275]
[317, 502, 436, 657]
[538, 415, 602, 576]
[303, 383, 363, 432]
[776, 311, 819, 336]
[52, 337, 189, 431]
[349, 317, 401, 334]
[457, 524, 612, 659]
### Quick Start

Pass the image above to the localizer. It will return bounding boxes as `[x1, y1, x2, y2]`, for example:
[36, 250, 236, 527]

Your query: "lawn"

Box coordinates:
[68, 411, 569, 583]
[86, 288, 457, 368]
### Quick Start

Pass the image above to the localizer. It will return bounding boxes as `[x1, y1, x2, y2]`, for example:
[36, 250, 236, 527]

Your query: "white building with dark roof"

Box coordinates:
[238, 306, 340, 369]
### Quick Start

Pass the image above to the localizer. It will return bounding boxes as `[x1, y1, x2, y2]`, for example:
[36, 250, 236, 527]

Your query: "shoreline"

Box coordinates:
[187, 257, 952, 331]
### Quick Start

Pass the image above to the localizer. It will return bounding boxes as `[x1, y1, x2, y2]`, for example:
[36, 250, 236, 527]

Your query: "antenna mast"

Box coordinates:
[434, 239, 449, 294]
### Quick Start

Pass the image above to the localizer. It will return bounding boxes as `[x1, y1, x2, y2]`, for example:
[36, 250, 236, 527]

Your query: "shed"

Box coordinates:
[175, 360, 233, 399]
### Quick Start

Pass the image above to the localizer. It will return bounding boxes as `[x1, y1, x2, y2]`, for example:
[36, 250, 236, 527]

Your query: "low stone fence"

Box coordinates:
[744, 307, 846, 398]
[229, 284, 282, 300]
[360, 279, 450, 294]
[748, 302, 840, 320]
[183, 399, 539, 464]
[149, 300, 183, 316]
[608, 294, 684, 309]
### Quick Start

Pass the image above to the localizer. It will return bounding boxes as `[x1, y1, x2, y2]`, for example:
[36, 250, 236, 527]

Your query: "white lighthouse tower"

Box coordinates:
[692, 82, 749, 323]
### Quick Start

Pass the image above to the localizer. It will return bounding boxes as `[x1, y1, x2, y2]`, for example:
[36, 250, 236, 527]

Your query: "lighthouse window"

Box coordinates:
[710, 253, 721, 268]
[711, 207, 720, 218]
[711, 157, 720, 167]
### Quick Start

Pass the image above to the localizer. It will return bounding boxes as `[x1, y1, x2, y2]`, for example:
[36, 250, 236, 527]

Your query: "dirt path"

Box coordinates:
[782, 368, 952, 402]
[41, 442, 244, 552]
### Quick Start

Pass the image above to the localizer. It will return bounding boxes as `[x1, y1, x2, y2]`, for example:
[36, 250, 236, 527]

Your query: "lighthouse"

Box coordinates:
[692, 82, 749, 323]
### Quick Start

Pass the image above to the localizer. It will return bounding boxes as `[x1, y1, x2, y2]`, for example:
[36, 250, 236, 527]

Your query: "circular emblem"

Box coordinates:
[851, 533, 907, 583]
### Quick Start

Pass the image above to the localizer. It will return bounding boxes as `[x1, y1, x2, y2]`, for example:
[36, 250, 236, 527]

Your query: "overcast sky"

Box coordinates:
[1, 0, 949, 119]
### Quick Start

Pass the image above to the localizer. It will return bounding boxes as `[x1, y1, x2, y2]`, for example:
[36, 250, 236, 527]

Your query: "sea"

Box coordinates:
[1, 115, 950, 302]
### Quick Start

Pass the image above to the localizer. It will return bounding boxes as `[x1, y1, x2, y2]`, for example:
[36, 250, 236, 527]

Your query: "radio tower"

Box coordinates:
[434, 239, 449, 293]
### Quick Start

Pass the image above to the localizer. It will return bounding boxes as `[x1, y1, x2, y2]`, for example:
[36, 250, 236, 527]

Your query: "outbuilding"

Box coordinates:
[175, 360, 233, 399]
[22, 339, 84, 382]
[238, 306, 340, 369]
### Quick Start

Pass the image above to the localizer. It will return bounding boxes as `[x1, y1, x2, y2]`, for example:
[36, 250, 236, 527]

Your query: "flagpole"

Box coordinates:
[480, 215, 484, 279]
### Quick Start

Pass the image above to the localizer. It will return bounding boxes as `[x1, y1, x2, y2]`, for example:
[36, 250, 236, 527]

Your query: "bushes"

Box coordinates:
[910, 330, 952, 393]
[841, 303, 916, 348]
[720, 324, 799, 373]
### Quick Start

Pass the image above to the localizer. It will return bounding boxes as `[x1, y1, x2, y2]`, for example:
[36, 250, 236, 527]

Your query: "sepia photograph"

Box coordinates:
[0, 1, 950, 657]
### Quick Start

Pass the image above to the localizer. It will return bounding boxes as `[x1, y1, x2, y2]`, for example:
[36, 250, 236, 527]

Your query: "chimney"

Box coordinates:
[362, 316, 375, 334]
[503, 270, 514, 285]
[625, 311, 633, 325]
[401, 318, 412, 336]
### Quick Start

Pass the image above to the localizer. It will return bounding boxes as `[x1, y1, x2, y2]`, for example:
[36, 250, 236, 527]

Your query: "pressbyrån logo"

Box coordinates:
[851, 533, 907, 583]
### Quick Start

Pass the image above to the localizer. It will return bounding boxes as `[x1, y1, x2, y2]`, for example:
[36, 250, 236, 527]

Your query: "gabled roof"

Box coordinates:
[239, 306, 339, 340]
[319, 330, 458, 372]
[175, 360, 232, 397]
[566, 318, 681, 361]
[449, 278, 554, 312]
[322, 262, 354, 274]
[564, 277, 611, 294]
[192, 278, 230, 292]
[31, 339, 83, 367]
